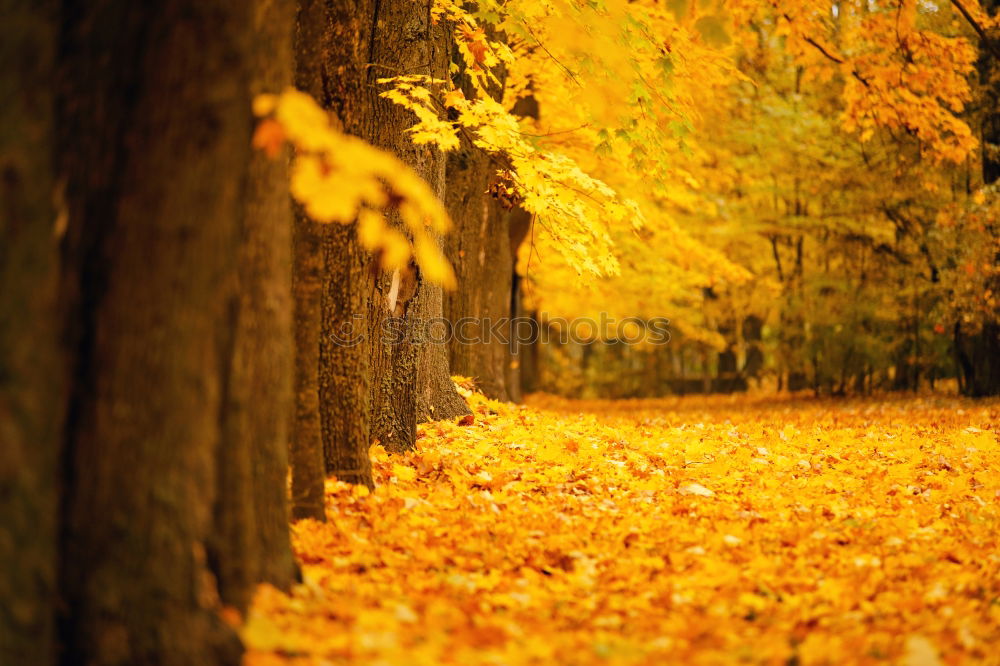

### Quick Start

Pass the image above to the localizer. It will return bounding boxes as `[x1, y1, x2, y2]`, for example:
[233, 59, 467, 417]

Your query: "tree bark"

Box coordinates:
[56, 1, 253, 662]
[365, 0, 468, 453]
[245, 0, 299, 592]
[293, 0, 376, 488]
[506, 208, 534, 401]
[443, 145, 514, 402]
[290, 215, 328, 519]
[321, 224, 374, 484]
[415, 163, 471, 422]
[442, 37, 525, 404]
[210, 0, 299, 609]
[0, 2, 62, 663]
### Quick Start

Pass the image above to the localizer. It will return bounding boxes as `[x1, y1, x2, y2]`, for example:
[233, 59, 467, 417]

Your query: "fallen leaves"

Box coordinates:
[245, 392, 1000, 665]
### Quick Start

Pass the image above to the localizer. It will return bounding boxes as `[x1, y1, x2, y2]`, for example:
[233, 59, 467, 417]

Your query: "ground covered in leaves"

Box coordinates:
[245, 390, 1000, 665]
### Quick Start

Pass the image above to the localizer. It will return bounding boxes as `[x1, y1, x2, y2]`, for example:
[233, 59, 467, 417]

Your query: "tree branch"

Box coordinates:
[781, 13, 871, 88]
[949, 0, 1000, 60]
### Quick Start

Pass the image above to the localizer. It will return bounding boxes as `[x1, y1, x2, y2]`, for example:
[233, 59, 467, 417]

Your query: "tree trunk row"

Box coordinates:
[1, 0, 526, 662]
[288, 0, 525, 518]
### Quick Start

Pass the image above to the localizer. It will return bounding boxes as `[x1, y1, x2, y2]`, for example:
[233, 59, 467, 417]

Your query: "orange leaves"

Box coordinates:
[459, 25, 490, 67]
[758, 0, 979, 164]
[246, 392, 1000, 665]
[252, 118, 285, 158]
[252, 89, 456, 288]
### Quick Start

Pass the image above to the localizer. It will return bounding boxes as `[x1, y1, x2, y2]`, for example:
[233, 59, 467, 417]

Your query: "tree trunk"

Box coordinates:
[231, 0, 298, 599]
[443, 145, 514, 401]
[56, 2, 253, 662]
[290, 216, 328, 520]
[955, 320, 1000, 396]
[294, 0, 376, 487]
[415, 158, 470, 422]
[506, 209, 534, 401]
[321, 224, 374, 485]
[442, 37, 524, 404]
[209, 0, 299, 609]
[0, 2, 62, 663]
[956, 4, 1000, 397]
[368, 267, 421, 452]
[365, 0, 467, 453]
[415, 243, 472, 422]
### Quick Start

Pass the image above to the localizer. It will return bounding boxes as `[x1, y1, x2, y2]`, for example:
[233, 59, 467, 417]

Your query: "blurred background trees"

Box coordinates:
[524, 0, 1000, 398]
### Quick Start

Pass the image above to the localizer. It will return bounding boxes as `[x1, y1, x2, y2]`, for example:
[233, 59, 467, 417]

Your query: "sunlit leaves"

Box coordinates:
[245, 390, 1000, 665]
[732, 0, 979, 164]
[253, 89, 455, 288]
[378, 74, 637, 278]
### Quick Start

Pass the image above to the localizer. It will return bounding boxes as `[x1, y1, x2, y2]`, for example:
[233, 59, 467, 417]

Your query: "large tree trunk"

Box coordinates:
[0, 2, 62, 663]
[312, 0, 375, 486]
[211, 0, 299, 609]
[443, 145, 514, 402]
[294, 0, 468, 466]
[415, 167, 471, 422]
[56, 1, 253, 663]
[293, 0, 376, 489]
[321, 224, 374, 484]
[365, 0, 468, 453]
[442, 38, 519, 403]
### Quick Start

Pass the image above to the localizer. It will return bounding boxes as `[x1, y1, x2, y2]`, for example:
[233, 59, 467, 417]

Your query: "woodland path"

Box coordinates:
[245, 391, 1000, 666]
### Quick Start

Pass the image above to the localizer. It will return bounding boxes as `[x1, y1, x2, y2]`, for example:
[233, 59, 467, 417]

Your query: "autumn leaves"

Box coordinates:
[246, 391, 1000, 665]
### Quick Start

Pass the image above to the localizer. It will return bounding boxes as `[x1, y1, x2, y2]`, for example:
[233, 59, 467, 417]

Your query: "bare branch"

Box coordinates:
[781, 13, 871, 88]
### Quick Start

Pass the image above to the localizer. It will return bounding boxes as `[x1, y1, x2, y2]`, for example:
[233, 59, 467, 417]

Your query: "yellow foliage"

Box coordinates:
[254, 89, 455, 288]
[378, 76, 637, 277]
[730, 0, 979, 163]
[371, 0, 755, 338]
[245, 390, 1000, 665]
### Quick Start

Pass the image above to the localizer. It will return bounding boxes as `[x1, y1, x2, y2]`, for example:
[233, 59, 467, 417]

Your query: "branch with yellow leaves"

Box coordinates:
[949, 0, 1000, 60]
[780, 12, 871, 89]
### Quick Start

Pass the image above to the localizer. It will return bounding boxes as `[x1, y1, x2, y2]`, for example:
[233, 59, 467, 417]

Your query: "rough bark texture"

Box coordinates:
[311, 0, 375, 486]
[294, 0, 375, 488]
[56, 2, 251, 663]
[415, 161, 471, 422]
[294, 0, 468, 464]
[368, 272, 419, 452]
[411, 58, 470, 422]
[0, 2, 61, 663]
[365, 0, 468, 452]
[321, 224, 375, 484]
[416, 251, 472, 421]
[443, 143, 514, 402]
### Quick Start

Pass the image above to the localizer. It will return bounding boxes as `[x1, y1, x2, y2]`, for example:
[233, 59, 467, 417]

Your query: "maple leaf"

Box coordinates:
[252, 118, 286, 159]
